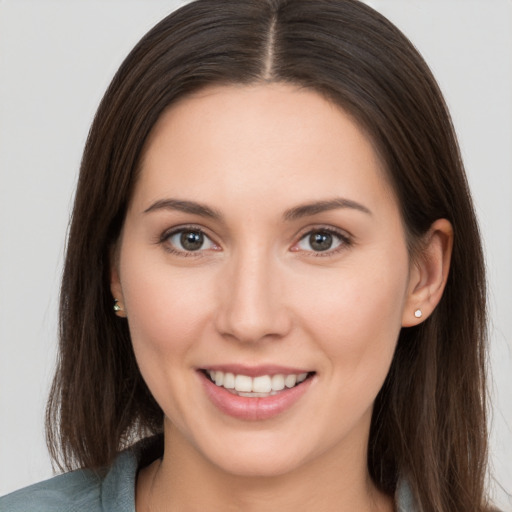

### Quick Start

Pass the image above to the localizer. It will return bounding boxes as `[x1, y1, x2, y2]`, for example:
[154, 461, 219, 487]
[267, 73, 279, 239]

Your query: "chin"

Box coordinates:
[190, 428, 330, 480]
[211, 450, 308, 479]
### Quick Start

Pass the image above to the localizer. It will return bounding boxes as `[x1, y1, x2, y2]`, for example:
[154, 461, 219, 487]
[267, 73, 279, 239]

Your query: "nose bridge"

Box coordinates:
[215, 242, 290, 343]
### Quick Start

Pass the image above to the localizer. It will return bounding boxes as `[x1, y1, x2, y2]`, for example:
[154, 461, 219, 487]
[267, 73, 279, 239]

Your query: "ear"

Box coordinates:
[402, 218, 453, 327]
[110, 245, 127, 318]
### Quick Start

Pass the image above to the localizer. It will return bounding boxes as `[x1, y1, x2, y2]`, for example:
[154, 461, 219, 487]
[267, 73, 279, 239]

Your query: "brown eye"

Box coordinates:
[296, 229, 346, 253]
[309, 232, 333, 251]
[165, 228, 217, 253]
[180, 230, 204, 251]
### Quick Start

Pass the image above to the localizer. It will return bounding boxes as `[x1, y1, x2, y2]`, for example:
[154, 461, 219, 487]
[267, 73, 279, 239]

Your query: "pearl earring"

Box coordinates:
[414, 309, 422, 318]
[113, 299, 123, 312]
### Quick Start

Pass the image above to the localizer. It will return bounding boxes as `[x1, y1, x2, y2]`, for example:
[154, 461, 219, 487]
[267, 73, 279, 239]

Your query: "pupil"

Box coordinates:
[181, 231, 203, 251]
[310, 232, 332, 251]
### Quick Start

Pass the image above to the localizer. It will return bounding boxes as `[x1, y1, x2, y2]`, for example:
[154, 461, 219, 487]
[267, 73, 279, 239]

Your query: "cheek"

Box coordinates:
[294, 251, 409, 378]
[292, 260, 408, 439]
[119, 249, 215, 366]
[119, 256, 217, 428]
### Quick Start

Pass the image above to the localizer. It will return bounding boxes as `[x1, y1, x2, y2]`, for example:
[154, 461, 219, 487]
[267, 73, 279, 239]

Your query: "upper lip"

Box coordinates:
[199, 364, 313, 377]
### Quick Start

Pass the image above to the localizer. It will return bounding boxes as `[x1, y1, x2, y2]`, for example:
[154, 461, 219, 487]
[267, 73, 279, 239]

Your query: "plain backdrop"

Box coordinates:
[0, 0, 511, 509]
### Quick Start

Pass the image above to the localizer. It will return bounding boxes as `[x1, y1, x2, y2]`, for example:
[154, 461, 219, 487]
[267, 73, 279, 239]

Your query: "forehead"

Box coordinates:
[134, 83, 396, 217]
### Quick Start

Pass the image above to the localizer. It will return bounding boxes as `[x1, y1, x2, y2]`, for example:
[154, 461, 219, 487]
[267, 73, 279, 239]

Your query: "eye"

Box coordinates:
[295, 229, 348, 254]
[163, 228, 218, 254]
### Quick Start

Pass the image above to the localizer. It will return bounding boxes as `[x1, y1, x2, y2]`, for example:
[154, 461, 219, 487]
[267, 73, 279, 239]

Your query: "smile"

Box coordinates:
[199, 367, 315, 421]
[205, 370, 310, 397]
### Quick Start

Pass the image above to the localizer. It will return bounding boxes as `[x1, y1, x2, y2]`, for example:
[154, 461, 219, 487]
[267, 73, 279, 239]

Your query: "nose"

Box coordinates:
[214, 248, 292, 344]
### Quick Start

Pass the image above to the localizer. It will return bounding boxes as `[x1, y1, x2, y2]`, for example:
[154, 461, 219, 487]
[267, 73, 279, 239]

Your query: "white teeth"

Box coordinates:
[238, 391, 279, 397]
[207, 370, 310, 395]
[234, 374, 253, 392]
[223, 372, 235, 389]
[252, 375, 272, 393]
[297, 372, 308, 383]
[284, 374, 297, 388]
[271, 374, 285, 391]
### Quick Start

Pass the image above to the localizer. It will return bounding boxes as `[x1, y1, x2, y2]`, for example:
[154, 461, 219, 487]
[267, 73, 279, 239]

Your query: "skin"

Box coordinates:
[111, 83, 452, 512]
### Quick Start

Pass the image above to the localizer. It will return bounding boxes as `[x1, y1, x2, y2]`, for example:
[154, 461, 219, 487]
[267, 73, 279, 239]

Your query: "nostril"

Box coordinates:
[213, 270, 293, 343]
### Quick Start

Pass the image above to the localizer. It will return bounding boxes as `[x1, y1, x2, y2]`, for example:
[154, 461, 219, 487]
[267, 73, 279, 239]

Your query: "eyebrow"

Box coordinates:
[144, 198, 222, 219]
[283, 198, 372, 221]
[143, 197, 372, 221]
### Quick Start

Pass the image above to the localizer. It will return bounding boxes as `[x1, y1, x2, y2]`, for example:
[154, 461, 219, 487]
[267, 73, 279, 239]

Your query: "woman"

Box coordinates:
[0, 0, 494, 510]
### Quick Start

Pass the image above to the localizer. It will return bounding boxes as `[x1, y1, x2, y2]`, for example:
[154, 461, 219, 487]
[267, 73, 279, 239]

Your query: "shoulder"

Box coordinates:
[0, 468, 103, 512]
[0, 446, 146, 512]
[395, 478, 419, 512]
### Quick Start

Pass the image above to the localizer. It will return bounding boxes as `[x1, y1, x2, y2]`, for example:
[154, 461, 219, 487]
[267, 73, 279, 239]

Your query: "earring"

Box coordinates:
[113, 299, 123, 312]
[414, 309, 422, 318]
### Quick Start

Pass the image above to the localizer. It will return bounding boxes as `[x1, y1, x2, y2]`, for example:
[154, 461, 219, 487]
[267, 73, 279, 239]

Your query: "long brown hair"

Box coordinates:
[47, 1, 489, 510]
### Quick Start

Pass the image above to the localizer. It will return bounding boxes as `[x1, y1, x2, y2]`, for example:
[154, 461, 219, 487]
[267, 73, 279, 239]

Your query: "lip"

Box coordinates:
[198, 368, 315, 421]
[201, 364, 312, 377]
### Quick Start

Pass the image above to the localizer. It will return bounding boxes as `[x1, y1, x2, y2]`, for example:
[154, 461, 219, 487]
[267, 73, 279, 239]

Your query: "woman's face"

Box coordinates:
[112, 83, 419, 477]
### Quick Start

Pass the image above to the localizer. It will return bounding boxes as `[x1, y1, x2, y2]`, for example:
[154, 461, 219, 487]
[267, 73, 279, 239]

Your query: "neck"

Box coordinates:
[136, 422, 393, 512]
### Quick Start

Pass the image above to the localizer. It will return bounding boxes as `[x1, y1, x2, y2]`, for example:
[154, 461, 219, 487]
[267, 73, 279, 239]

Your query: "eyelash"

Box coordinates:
[293, 227, 352, 257]
[158, 224, 219, 257]
[158, 225, 352, 257]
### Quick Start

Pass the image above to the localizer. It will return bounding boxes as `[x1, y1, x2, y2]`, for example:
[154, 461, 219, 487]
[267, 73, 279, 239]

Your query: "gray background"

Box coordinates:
[1, 1, 511, 508]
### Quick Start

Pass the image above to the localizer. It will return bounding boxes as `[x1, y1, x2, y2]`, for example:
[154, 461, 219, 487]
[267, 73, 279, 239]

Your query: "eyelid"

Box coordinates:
[157, 223, 352, 257]
[290, 225, 353, 256]
[158, 224, 221, 256]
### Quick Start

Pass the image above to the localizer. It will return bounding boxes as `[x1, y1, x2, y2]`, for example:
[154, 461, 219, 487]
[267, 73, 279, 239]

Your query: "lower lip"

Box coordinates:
[199, 372, 314, 421]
